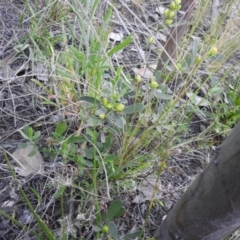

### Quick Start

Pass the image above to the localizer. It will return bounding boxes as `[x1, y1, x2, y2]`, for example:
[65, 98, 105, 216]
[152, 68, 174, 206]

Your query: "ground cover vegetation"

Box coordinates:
[0, 0, 240, 239]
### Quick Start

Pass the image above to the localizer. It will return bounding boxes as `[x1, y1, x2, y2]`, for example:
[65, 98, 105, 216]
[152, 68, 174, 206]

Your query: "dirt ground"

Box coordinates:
[0, 0, 240, 239]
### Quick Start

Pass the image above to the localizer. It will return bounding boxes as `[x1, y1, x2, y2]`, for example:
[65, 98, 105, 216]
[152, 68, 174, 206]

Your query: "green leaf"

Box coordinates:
[19, 13, 24, 29]
[111, 113, 125, 129]
[108, 155, 145, 179]
[159, 84, 169, 94]
[19, 126, 31, 139]
[157, 24, 165, 30]
[28, 127, 33, 138]
[18, 142, 28, 149]
[235, 95, 240, 106]
[106, 200, 123, 223]
[42, 100, 57, 106]
[32, 131, 41, 141]
[95, 108, 107, 116]
[192, 37, 200, 65]
[108, 35, 133, 56]
[79, 96, 101, 105]
[83, 159, 93, 167]
[86, 117, 102, 127]
[124, 91, 136, 98]
[102, 132, 113, 152]
[27, 145, 38, 157]
[67, 136, 87, 144]
[55, 122, 68, 136]
[154, 91, 173, 100]
[85, 147, 95, 160]
[30, 187, 42, 202]
[86, 128, 95, 138]
[112, 66, 122, 89]
[19, 188, 55, 240]
[124, 230, 143, 240]
[19, 131, 29, 140]
[28, 149, 37, 157]
[156, 199, 165, 207]
[108, 221, 118, 240]
[208, 53, 225, 63]
[14, 44, 30, 53]
[92, 225, 101, 232]
[122, 103, 145, 114]
[113, 206, 125, 218]
[154, 70, 161, 81]
[54, 186, 67, 199]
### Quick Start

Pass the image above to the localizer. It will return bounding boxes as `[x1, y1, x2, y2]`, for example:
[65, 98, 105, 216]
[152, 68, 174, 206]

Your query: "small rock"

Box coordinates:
[164, 199, 173, 211]
[12, 144, 44, 176]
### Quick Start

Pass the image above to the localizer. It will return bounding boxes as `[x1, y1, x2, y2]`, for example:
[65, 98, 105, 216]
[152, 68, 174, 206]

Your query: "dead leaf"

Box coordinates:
[133, 66, 154, 79]
[130, 47, 145, 60]
[32, 64, 49, 82]
[0, 51, 28, 79]
[12, 144, 44, 176]
[1, 200, 15, 208]
[155, 6, 166, 15]
[19, 209, 34, 224]
[132, 176, 163, 203]
[186, 92, 210, 106]
[156, 32, 167, 42]
[108, 32, 124, 42]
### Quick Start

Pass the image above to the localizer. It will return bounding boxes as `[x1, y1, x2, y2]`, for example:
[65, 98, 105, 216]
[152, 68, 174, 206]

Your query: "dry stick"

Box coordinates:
[156, 0, 196, 72]
[211, 0, 220, 22]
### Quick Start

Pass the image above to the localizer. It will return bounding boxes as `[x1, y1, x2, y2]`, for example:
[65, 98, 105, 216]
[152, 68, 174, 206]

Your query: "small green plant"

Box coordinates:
[94, 200, 142, 240]
[19, 125, 41, 145]
[42, 122, 91, 168]
[18, 125, 42, 156]
[218, 80, 240, 129]
[22, 0, 69, 56]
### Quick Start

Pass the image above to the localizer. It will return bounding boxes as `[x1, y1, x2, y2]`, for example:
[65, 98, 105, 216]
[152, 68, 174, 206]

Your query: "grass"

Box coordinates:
[1, 0, 240, 238]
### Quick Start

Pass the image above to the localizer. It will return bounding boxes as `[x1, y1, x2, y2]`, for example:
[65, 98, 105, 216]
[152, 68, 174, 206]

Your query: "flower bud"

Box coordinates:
[163, 8, 170, 17]
[170, 1, 176, 10]
[168, 11, 175, 19]
[135, 75, 142, 83]
[150, 81, 159, 89]
[101, 97, 108, 105]
[165, 19, 173, 26]
[98, 113, 106, 120]
[113, 103, 125, 112]
[209, 47, 218, 56]
[148, 36, 155, 44]
[174, 0, 181, 5]
[102, 225, 109, 233]
[105, 103, 113, 110]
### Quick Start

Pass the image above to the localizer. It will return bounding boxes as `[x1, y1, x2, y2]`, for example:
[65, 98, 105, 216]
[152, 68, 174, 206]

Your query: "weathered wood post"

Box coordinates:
[154, 122, 240, 239]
